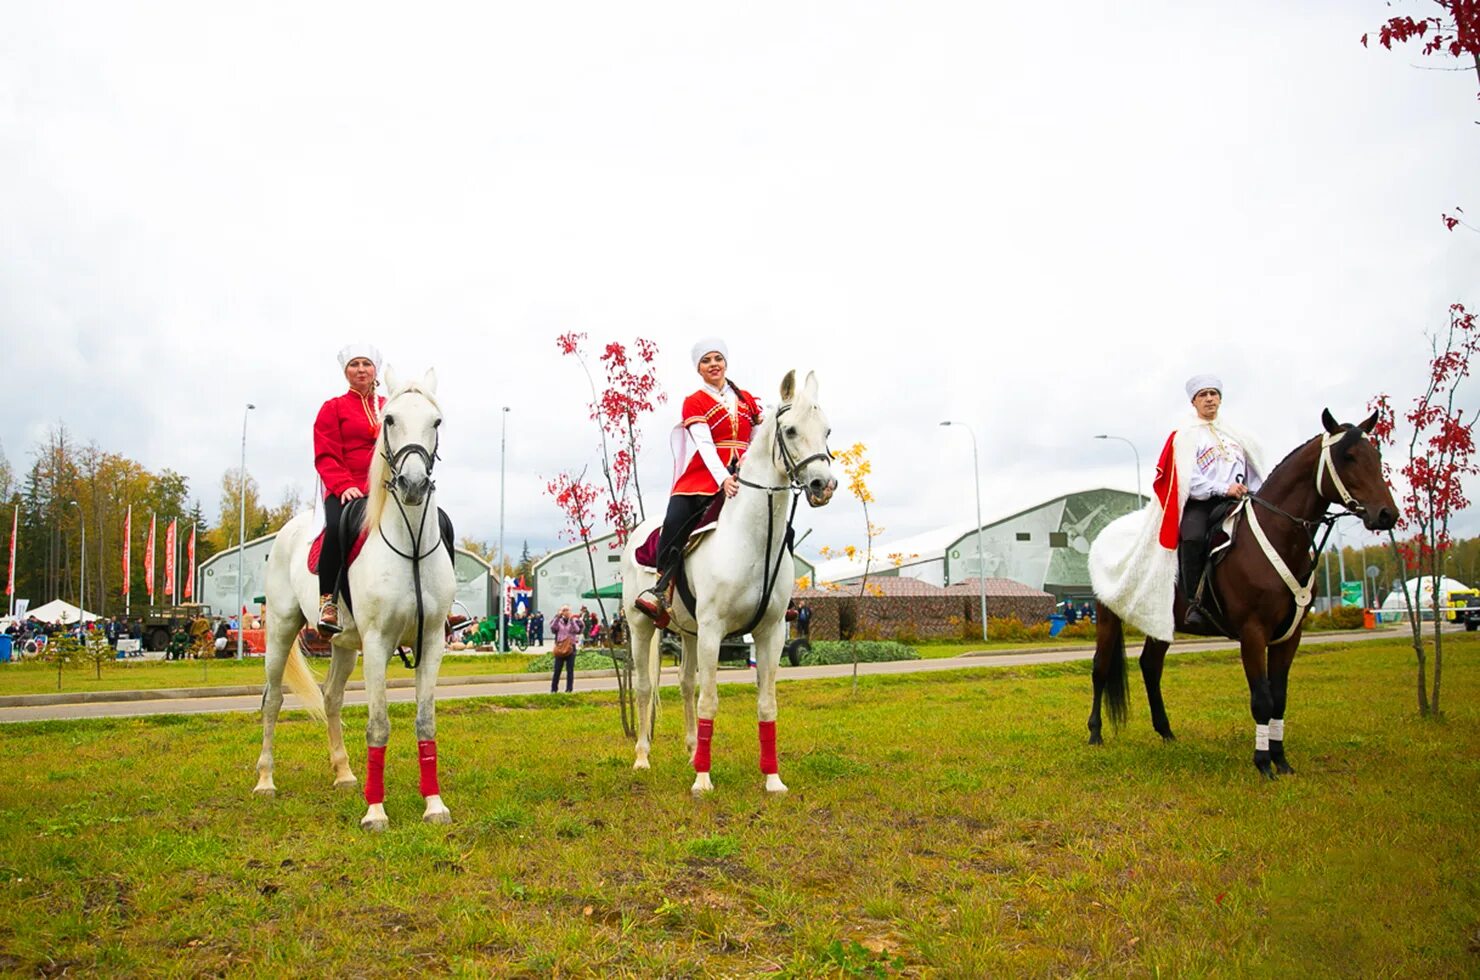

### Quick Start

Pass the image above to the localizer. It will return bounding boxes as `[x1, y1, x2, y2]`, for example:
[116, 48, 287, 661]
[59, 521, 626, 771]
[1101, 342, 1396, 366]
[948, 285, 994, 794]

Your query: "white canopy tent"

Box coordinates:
[24, 599, 101, 624]
[1378, 576, 1472, 619]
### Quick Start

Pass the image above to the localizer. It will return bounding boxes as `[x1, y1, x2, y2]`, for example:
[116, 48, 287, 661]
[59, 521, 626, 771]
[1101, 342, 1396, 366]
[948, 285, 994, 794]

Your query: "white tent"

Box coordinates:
[1378, 576, 1472, 619]
[25, 599, 101, 624]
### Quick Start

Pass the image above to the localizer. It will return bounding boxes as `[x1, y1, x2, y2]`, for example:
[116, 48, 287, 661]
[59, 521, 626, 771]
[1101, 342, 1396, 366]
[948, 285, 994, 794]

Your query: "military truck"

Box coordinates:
[138, 603, 214, 653]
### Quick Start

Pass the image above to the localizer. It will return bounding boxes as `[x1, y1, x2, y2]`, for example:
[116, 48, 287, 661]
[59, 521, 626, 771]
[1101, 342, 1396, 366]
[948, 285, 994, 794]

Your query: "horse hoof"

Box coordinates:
[361, 817, 390, 832]
[1087, 732, 1103, 746]
[423, 808, 452, 825]
[691, 773, 714, 796]
[334, 778, 358, 792]
[1160, 731, 1177, 743]
[252, 786, 276, 799]
[633, 758, 650, 771]
[1275, 762, 1295, 776]
[764, 775, 788, 794]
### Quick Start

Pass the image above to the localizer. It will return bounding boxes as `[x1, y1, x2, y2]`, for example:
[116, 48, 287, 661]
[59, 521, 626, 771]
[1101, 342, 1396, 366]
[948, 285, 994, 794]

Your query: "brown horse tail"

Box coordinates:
[1100, 603, 1129, 729]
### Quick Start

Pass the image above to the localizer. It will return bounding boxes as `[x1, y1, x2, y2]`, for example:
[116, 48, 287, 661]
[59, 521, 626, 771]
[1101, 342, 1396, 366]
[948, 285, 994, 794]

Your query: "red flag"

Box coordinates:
[185, 524, 196, 601]
[164, 520, 176, 598]
[145, 515, 156, 600]
[5, 506, 16, 598]
[121, 506, 132, 596]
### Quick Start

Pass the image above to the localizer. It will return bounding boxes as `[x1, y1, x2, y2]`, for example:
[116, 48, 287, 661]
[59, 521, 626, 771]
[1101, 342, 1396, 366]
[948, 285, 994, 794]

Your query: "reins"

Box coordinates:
[1240, 430, 1366, 644]
[377, 417, 442, 669]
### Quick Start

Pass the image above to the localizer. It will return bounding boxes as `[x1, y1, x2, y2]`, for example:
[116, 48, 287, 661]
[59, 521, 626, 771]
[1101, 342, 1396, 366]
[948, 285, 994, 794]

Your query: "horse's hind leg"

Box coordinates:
[254, 618, 301, 797]
[1088, 603, 1128, 745]
[1266, 636, 1299, 775]
[680, 632, 699, 759]
[1139, 638, 1175, 741]
[323, 641, 359, 789]
[630, 616, 657, 770]
[690, 629, 720, 796]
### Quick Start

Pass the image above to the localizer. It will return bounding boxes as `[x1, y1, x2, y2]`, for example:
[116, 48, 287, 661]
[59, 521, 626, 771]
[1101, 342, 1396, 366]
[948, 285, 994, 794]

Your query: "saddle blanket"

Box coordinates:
[307, 528, 370, 575]
[633, 494, 726, 571]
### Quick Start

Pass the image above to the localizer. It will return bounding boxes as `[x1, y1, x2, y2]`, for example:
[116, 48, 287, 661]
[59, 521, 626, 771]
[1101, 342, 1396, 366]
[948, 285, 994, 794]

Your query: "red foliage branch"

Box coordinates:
[545, 470, 601, 545]
[1362, 1, 1480, 61]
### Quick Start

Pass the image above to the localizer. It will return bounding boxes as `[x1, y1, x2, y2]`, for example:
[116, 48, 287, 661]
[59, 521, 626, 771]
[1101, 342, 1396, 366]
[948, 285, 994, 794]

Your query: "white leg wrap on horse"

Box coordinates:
[1269, 718, 1284, 741]
[1255, 723, 1270, 752]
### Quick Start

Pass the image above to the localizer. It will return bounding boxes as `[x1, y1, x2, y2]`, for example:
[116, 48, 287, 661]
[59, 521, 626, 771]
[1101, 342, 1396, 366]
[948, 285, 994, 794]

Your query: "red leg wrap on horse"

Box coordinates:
[758, 720, 778, 775]
[693, 718, 714, 773]
[365, 745, 386, 805]
[418, 739, 440, 797]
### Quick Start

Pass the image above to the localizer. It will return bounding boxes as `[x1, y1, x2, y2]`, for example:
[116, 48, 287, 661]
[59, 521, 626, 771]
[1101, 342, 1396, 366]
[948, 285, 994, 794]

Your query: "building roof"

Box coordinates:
[945, 577, 1054, 598]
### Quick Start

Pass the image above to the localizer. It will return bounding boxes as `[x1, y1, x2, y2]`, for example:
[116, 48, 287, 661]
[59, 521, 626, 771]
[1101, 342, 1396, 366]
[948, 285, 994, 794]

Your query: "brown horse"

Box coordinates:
[1088, 410, 1398, 778]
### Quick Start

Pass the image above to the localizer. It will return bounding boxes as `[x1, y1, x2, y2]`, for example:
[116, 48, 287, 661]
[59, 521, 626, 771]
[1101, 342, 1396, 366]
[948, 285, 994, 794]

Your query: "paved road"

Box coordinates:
[0, 629, 1396, 724]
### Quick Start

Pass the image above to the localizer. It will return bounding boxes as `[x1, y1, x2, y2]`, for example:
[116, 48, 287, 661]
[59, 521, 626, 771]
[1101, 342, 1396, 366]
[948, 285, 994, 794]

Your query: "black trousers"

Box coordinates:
[318, 494, 345, 599]
[654, 493, 719, 583]
[1179, 496, 1227, 599]
[551, 655, 574, 692]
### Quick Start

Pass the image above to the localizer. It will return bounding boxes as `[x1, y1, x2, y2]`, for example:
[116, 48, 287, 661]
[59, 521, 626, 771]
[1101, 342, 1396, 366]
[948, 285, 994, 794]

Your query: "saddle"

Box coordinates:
[633, 494, 727, 571]
[1180, 498, 1248, 636]
[309, 499, 457, 617]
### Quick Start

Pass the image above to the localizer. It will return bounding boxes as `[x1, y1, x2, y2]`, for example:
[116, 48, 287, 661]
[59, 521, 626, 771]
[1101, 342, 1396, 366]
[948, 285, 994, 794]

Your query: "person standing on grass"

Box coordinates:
[549, 606, 581, 693]
[530, 609, 545, 647]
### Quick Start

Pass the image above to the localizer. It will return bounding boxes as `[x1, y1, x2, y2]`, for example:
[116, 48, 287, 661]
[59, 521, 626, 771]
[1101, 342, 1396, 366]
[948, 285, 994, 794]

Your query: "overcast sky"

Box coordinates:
[1, 1, 1475, 565]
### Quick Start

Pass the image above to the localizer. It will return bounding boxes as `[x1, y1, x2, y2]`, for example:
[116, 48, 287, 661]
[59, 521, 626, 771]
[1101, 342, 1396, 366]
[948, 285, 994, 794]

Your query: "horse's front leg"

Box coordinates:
[360, 636, 393, 831]
[414, 625, 451, 824]
[630, 617, 657, 771]
[752, 619, 787, 794]
[1238, 627, 1276, 780]
[1139, 638, 1175, 741]
[1266, 635, 1300, 775]
[323, 641, 359, 790]
[690, 627, 721, 796]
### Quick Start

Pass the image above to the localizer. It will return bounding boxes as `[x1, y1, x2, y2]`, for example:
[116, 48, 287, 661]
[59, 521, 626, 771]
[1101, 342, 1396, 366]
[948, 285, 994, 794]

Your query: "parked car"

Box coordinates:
[1459, 595, 1480, 632]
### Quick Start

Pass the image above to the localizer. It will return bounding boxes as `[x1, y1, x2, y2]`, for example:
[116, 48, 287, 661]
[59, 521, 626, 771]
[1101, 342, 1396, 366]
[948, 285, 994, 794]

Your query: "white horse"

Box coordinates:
[622, 369, 837, 795]
[253, 368, 458, 831]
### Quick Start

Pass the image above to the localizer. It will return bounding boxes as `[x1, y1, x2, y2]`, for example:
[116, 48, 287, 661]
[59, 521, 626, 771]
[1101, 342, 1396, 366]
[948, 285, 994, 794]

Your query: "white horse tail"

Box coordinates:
[282, 636, 327, 723]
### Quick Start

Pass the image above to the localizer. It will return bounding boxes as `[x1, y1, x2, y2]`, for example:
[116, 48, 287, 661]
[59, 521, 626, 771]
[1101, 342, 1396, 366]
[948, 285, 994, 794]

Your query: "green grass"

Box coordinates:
[0, 652, 538, 696]
[0, 634, 1477, 974]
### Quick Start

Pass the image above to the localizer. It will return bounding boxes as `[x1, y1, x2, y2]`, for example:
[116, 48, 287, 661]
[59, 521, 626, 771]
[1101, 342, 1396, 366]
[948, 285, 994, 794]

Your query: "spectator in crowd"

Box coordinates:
[530, 610, 545, 647]
[214, 619, 231, 656]
[796, 600, 812, 639]
[548, 605, 581, 693]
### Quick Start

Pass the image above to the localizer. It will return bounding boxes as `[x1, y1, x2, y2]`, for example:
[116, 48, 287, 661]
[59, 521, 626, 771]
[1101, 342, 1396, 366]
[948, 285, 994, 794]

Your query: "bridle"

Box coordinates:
[1242, 428, 1371, 644]
[735, 401, 834, 495]
[376, 407, 443, 668]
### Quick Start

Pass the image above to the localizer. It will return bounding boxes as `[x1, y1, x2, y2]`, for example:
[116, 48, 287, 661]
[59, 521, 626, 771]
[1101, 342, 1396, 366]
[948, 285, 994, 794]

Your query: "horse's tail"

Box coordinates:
[645, 629, 663, 725]
[282, 635, 327, 724]
[1097, 602, 1129, 729]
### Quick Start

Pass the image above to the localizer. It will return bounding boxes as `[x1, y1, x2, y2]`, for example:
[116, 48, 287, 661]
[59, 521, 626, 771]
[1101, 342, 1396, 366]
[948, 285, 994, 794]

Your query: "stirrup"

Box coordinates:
[633, 590, 670, 630]
[317, 595, 341, 636]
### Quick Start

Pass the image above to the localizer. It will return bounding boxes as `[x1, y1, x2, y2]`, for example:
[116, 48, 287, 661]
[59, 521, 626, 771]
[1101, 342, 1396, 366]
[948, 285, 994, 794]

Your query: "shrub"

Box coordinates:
[799, 641, 919, 666]
[524, 650, 628, 673]
[986, 615, 1052, 643]
[1303, 606, 1366, 632]
[1056, 620, 1097, 641]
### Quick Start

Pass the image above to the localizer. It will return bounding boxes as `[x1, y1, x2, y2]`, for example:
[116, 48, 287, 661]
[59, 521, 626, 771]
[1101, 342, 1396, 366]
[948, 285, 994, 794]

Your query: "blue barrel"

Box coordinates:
[1048, 615, 1067, 638]
[0, 635, 12, 663]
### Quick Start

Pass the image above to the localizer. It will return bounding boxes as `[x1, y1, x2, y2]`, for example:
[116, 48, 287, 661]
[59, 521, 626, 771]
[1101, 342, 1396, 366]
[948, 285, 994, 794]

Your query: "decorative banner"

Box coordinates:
[164, 520, 177, 598]
[145, 515, 156, 600]
[1341, 581, 1365, 608]
[121, 506, 132, 596]
[185, 524, 196, 601]
[6, 506, 16, 598]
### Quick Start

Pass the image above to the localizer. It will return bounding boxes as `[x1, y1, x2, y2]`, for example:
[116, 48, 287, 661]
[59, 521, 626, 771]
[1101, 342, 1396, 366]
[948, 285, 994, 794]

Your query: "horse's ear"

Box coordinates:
[421, 368, 438, 396]
[780, 370, 796, 402]
[1321, 408, 1340, 434]
[383, 364, 400, 395]
[803, 370, 819, 401]
[1358, 409, 1379, 434]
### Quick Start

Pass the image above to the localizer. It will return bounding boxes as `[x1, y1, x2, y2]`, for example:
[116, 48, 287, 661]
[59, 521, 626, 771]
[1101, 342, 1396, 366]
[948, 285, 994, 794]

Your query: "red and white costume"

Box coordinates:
[1089, 413, 1266, 641]
[669, 382, 761, 495]
[313, 388, 385, 500]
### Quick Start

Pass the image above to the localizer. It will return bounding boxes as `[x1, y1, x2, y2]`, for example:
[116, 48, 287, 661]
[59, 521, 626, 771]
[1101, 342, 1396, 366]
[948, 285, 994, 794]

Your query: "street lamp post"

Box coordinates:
[496, 407, 510, 653]
[69, 500, 85, 615]
[1094, 434, 1142, 504]
[940, 421, 987, 642]
[237, 403, 255, 660]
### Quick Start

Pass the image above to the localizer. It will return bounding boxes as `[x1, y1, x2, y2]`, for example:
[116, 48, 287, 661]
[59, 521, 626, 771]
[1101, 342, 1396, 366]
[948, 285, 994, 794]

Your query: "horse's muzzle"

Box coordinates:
[805, 477, 837, 508]
[1366, 505, 1397, 532]
[396, 474, 432, 506]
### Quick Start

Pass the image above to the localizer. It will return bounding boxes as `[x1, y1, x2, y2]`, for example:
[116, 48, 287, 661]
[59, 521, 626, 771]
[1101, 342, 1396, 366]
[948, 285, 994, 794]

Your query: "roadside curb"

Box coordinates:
[0, 629, 1396, 708]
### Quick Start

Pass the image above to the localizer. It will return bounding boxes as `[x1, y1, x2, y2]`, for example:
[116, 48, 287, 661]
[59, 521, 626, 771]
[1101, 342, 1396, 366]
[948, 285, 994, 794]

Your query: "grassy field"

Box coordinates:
[1, 634, 1477, 975]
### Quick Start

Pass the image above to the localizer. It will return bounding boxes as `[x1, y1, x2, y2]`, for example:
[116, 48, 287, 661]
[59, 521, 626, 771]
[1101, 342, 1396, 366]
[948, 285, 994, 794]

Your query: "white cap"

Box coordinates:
[691, 337, 728, 369]
[1185, 374, 1222, 401]
[338, 344, 383, 372]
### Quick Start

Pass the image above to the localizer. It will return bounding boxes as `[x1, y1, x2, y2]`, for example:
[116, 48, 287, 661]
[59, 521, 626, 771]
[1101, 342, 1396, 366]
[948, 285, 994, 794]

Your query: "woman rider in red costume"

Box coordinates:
[634, 338, 761, 628]
[313, 344, 385, 635]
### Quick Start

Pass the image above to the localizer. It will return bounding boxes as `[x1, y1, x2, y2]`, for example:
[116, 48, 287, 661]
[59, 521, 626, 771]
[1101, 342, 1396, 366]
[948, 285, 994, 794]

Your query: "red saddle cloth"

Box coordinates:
[307, 528, 371, 575]
[633, 494, 727, 570]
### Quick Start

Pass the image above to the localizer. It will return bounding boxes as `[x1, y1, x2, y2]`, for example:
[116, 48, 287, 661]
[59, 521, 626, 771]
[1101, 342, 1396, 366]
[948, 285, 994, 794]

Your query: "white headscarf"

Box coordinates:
[691, 337, 728, 369]
[338, 344, 383, 372]
[1184, 374, 1222, 401]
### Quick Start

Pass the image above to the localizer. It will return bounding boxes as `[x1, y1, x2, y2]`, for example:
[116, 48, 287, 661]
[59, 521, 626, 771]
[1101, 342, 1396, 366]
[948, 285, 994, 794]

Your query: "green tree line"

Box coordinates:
[0, 426, 302, 618]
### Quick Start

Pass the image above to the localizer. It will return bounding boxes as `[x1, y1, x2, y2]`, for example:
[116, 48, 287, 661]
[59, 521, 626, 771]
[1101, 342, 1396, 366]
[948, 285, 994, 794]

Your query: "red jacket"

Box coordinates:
[314, 389, 386, 499]
[671, 387, 760, 496]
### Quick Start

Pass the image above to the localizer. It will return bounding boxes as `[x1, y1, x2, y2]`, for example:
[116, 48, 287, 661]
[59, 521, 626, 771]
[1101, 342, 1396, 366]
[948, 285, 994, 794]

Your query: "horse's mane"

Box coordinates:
[364, 382, 442, 528]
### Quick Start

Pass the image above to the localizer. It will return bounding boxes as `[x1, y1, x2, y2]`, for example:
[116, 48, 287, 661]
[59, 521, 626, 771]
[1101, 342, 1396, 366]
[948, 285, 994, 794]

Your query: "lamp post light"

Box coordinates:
[940, 421, 987, 642]
[69, 500, 85, 615]
[237, 403, 255, 660]
[496, 406, 510, 653]
[1094, 434, 1143, 505]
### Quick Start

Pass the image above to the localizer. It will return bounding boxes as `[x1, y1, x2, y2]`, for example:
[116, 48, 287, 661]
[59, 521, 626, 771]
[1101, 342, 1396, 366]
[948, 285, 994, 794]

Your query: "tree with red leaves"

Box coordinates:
[1368, 303, 1478, 716]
